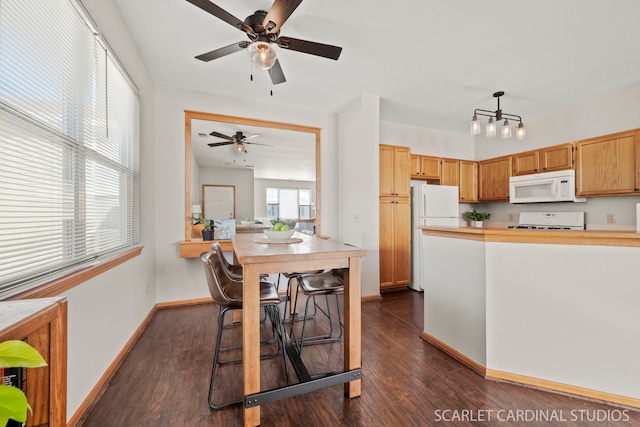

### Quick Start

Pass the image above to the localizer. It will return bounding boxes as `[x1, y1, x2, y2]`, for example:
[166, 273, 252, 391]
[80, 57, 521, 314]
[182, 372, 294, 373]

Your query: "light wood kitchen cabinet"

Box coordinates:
[575, 129, 640, 196]
[512, 143, 574, 176]
[441, 158, 478, 202]
[459, 160, 479, 202]
[380, 144, 411, 291]
[379, 196, 411, 291]
[479, 155, 512, 201]
[440, 158, 459, 187]
[410, 154, 441, 180]
[380, 144, 411, 197]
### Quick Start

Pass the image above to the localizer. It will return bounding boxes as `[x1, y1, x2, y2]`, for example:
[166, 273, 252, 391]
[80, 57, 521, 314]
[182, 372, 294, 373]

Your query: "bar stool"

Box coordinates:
[288, 268, 346, 354]
[201, 249, 288, 410]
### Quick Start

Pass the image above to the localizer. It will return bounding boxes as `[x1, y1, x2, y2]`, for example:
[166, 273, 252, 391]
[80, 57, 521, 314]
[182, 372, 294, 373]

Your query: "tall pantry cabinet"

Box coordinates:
[379, 144, 411, 291]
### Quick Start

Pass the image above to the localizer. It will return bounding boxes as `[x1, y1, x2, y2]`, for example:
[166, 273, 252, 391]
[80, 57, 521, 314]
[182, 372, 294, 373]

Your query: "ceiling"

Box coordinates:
[113, 0, 640, 177]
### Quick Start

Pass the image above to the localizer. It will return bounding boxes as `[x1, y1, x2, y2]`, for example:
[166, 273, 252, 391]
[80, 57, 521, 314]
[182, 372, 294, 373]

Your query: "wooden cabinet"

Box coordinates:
[380, 144, 411, 197]
[575, 129, 640, 196]
[380, 144, 411, 291]
[379, 196, 411, 291]
[441, 158, 478, 202]
[0, 298, 67, 427]
[512, 143, 574, 176]
[479, 155, 512, 201]
[410, 154, 441, 180]
[440, 158, 459, 187]
[459, 160, 479, 202]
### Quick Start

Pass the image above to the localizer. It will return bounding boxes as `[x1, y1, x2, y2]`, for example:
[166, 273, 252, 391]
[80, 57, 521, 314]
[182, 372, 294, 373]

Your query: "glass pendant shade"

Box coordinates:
[485, 117, 496, 137]
[516, 122, 526, 140]
[470, 115, 481, 135]
[235, 143, 245, 153]
[501, 119, 512, 139]
[249, 41, 277, 70]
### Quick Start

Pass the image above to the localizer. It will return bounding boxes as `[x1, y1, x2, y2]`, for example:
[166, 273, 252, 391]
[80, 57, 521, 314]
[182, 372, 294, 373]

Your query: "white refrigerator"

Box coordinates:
[410, 184, 459, 291]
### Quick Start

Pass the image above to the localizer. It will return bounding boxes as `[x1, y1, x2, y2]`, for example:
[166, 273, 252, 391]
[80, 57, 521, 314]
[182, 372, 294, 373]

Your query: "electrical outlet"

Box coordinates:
[508, 213, 515, 222]
[607, 214, 616, 223]
[145, 281, 151, 294]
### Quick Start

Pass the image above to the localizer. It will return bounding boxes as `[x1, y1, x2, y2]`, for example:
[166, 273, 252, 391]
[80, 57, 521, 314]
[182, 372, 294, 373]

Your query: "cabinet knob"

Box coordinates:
[635, 188, 639, 192]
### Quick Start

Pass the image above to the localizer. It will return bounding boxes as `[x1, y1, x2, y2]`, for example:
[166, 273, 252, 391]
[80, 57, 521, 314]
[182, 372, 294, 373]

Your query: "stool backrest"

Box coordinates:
[202, 250, 237, 306]
[209, 241, 241, 280]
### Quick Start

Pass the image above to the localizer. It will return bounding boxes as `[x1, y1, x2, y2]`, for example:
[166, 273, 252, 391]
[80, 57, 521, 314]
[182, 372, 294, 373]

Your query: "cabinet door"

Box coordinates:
[393, 197, 411, 287]
[440, 158, 459, 186]
[379, 198, 395, 288]
[541, 143, 573, 172]
[379, 145, 395, 196]
[479, 156, 512, 201]
[410, 154, 422, 179]
[575, 131, 639, 196]
[420, 156, 441, 179]
[393, 146, 411, 196]
[459, 160, 478, 202]
[512, 150, 540, 175]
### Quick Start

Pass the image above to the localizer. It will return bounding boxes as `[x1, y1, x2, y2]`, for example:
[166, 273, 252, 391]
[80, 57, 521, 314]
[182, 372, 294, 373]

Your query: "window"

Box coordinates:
[0, 0, 140, 297]
[266, 187, 312, 220]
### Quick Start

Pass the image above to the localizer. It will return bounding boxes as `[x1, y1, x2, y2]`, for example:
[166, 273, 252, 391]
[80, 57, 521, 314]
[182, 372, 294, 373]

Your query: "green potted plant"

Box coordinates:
[0, 340, 47, 427]
[201, 218, 214, 241]
[464, 209, 491, 228]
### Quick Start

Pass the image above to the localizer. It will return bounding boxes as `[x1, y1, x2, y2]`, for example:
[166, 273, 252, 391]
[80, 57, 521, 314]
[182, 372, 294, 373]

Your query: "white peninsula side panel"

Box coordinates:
[485, 242, 640, 400]
[422, 234, 486, 366]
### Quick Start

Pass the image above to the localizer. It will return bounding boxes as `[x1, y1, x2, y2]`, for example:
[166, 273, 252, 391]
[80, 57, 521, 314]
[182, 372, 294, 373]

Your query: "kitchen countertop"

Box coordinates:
[418, 225, 640, 247]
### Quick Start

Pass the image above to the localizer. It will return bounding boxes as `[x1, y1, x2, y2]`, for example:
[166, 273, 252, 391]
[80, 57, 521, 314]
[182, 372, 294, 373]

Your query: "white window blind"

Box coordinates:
[0, 0, 140, 296]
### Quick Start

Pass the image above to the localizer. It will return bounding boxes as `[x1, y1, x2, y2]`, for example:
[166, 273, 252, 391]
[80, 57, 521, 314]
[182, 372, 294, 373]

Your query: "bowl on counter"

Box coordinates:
[263, 229, 295, 240]
[241, 220, 255, 226]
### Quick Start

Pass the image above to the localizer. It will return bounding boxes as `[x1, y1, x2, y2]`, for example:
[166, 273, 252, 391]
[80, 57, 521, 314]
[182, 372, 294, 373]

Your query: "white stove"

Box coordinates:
[509, 211, 585, 230]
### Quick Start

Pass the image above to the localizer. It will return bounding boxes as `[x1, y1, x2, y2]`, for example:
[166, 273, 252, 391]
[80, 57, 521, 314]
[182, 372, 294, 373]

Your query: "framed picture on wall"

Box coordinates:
[203, 184, 235, 220]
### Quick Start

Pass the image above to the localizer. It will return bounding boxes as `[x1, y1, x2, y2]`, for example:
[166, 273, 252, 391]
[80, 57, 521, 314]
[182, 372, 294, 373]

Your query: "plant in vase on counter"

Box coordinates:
[464, 210, 490, 227]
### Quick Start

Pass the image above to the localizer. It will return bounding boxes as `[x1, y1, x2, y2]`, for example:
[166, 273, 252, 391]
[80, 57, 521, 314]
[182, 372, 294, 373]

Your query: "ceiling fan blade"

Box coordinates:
[207, 141, 234, 147]
[185, 0, 253, 34]
[209, 131, 233, 140]
[195, 41, 249, 62]
[277, 36, 342, 60]
[268, 59, 286, 85]
[244, 141, 274, 147]
[243, 134, 260, 140]
[262, 0, 303, 34]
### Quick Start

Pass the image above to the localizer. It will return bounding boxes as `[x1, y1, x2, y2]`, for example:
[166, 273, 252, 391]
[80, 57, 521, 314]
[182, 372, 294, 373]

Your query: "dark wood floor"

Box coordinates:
[78, 290, 639, 426]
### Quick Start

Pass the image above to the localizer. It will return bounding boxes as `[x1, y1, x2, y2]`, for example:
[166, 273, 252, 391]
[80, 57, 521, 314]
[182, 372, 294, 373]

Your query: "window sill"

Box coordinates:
[5, 246, 143, 300]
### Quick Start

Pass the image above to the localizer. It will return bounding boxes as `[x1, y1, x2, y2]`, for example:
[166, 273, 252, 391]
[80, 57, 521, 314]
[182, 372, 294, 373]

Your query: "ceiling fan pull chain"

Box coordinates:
[250, 56, 253, 81]
[270, 83, 273, 97]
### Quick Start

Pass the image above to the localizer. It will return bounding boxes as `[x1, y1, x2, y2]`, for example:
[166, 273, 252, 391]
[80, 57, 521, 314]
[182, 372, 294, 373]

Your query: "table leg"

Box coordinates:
[344, 256, 362, 397]
[243, 264, 261, 427]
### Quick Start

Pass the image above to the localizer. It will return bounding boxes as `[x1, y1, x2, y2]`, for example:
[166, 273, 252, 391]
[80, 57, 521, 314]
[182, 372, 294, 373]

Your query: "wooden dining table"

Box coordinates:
[231, 232, 366, 427]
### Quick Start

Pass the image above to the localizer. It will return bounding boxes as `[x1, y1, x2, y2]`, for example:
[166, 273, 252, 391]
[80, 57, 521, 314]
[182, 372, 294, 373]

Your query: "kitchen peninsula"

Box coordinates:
[418, 226, 640, 409]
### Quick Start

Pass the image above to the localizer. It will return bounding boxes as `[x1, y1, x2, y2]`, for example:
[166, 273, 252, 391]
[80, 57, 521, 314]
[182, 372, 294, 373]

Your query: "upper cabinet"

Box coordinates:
[380, 144, 411, 197]
[441, 158, 478, 202]
[479, 155, 512, 201]
[459, 160, 479, 202]
[575, 129, 640, 196]
[410, 154, 441, 180]
[512, 143, 574, 176]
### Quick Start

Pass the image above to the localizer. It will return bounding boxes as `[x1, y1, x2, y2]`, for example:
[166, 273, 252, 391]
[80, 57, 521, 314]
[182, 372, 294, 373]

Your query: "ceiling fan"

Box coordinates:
[207, 131, 273, 153]
[185, 0, 343, 85]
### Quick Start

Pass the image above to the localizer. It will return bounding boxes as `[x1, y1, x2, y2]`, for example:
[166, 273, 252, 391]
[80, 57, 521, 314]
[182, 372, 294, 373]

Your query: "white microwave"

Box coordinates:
[509, 170, 586, 203]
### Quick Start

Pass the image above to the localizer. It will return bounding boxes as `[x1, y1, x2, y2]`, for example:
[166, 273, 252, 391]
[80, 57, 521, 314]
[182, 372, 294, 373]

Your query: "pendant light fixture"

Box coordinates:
[470, 91, 525, 140]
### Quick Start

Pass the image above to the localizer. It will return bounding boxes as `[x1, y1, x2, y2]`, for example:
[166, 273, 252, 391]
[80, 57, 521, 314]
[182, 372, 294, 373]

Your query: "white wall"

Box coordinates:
[338, 94, 381, 297]
[66, 0, 157, 420]
[380, 121, 476, 160]
[486, 242, 640, 399]
[153, 84, 339, 303]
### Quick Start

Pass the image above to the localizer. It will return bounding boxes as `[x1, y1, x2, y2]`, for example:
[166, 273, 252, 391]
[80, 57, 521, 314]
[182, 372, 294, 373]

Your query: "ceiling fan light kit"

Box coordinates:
[470, 91, 526, 140]
[186, 0, 342, 85]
